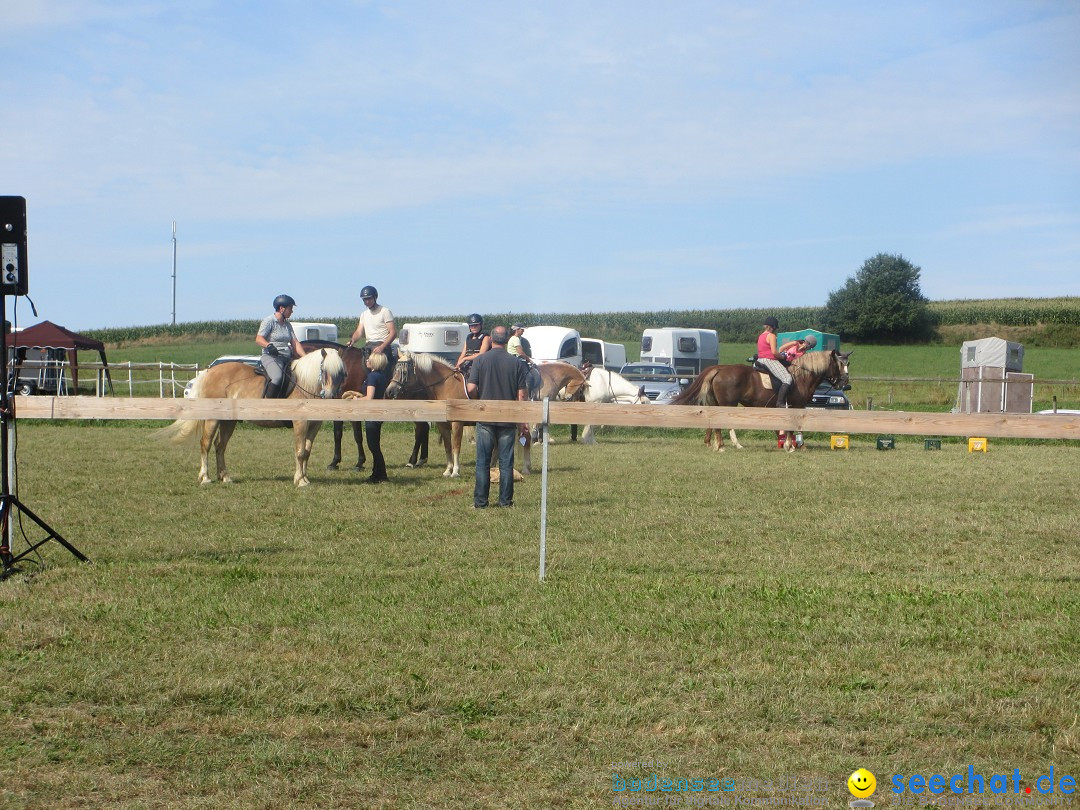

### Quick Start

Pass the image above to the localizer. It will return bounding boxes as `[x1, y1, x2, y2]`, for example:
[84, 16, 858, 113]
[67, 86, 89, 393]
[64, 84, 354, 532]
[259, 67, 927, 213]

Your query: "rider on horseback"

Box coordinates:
[455, 313, 491, 377]
[508, 323, 541, 400]
[256, 294, 307, 399]
[779, 333, 817, 363]
[756, 316, 792, 408]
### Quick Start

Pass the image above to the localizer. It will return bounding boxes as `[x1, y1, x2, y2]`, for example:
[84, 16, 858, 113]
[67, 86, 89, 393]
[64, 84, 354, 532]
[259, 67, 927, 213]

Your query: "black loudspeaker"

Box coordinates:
[0, 196, 28, 296]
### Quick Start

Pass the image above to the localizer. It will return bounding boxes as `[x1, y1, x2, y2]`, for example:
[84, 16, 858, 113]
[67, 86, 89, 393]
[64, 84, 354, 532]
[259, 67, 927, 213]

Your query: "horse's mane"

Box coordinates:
[401, 351, 455, 374]
[292, 349, 346, 390]
[791, 350, 834, 378]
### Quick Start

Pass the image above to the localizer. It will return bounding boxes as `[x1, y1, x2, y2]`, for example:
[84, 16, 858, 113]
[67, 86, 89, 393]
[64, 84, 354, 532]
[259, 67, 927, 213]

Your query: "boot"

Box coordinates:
[263, 379, 282, 399]
[776, 382, 791, 408]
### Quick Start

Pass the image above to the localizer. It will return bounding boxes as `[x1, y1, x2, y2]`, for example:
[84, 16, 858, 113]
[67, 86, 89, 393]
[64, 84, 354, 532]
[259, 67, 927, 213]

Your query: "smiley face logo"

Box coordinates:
[848, 769, 876, 799]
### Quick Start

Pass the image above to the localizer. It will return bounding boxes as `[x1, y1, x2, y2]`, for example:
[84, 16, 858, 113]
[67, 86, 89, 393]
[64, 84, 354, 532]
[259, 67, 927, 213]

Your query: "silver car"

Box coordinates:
[619, 363, 689, 404]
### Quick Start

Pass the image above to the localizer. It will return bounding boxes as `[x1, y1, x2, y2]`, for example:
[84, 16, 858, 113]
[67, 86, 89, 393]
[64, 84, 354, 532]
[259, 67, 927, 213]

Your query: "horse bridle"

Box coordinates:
[286, 353, 339, 399]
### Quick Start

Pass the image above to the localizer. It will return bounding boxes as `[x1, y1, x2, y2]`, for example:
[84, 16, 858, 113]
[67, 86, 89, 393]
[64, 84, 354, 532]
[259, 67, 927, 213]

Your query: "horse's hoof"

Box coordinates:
[296, 478, 310, 487]
[351, 464, 365, 472]
[326, 463, 339, 471]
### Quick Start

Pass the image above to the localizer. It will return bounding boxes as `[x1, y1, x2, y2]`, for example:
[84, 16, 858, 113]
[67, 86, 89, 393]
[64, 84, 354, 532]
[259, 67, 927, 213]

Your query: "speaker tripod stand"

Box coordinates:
[1, 292, 88, 580]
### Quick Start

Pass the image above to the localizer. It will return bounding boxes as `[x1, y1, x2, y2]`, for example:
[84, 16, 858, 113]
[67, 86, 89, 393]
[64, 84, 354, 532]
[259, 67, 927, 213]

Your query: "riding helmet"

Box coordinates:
[273, 294, 296, 310]
[802, 334, 817, 348]
[360, 285, 378, 300]
[763, 316, 779, 329]
[467, 313, 483, 326]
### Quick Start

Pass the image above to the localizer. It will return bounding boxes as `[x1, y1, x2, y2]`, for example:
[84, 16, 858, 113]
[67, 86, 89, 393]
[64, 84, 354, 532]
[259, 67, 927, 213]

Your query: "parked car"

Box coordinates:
[184, 355, 260, 398]
[619, 363, 689, 404]
[807, 382, 853, 410]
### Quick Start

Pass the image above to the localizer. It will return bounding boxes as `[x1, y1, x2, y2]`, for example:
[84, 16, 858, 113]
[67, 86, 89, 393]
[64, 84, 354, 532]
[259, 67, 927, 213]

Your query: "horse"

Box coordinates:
[160, 348, 346, 486]
[303, 340, 431, 472]
[674, 350, 852, 452]
[572, 367, 649, 444]
[522, 362, 589, 469]
[385, 351, 473, 478]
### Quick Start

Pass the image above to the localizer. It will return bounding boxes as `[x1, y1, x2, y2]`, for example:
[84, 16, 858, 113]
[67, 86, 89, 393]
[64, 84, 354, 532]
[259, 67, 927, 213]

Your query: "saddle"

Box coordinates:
[746, 355, 782, 390]
[220, 359, 295, 399]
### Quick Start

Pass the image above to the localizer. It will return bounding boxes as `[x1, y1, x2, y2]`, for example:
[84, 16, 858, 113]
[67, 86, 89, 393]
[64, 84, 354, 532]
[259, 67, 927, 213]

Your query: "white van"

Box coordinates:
[291, 322, 339, 343]
[398, 322, 469, 364]
[581, 338, 627, 371]
[522, 326, 582, 367]
[640, 328, 719, 376]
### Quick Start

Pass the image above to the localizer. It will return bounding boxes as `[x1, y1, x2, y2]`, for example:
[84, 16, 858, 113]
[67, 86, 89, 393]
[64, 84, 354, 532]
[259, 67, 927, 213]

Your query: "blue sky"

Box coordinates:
[5, 1, 1078, 331]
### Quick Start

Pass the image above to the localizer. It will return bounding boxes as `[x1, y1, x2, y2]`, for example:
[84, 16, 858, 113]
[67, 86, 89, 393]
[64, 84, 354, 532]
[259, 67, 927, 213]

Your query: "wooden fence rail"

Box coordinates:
[12, 396, 1080, 440]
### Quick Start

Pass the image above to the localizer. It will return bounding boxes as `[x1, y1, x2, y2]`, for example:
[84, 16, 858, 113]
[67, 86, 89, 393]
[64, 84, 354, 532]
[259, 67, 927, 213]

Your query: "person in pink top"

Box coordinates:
[779, 333, 817, 364]
[756, 316, 792, 407]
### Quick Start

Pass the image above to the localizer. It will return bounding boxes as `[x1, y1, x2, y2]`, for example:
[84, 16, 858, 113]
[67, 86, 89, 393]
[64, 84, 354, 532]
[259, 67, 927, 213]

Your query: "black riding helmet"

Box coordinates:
[273, 294, 296, 311]
[763, 316, 779, 329]
[360, 285, 378, 300]
[467, 313, 483, 326]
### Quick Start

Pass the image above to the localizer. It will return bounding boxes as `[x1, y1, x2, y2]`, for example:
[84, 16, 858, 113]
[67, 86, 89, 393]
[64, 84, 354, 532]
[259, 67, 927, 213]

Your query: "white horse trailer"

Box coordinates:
[640, 328, 719, 376]
[398, 322, 469, 364]
[581, 338, 627, 371]
[522, 326, 582, 367]
[291, 322, 339, 343]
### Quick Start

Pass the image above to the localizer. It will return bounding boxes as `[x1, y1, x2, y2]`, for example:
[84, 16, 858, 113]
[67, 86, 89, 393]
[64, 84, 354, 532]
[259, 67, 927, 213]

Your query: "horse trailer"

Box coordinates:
[639, 328, 719, 376]
[290, 322, 338, 343]
[522, 326, 582, 367]
[398, 322, 469, 364]
[581, 338, 627, 371]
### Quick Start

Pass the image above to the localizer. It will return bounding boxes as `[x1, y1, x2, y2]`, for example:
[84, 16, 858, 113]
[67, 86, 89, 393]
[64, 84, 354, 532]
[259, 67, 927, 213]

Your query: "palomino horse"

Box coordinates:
[523, 362, 589, 471]
[573, 367, 649, 445]
[385, 351, 472, 478]
[674, 350, 852, 452]
[161, 348, 346, 486]
[303, 340, 431, 471]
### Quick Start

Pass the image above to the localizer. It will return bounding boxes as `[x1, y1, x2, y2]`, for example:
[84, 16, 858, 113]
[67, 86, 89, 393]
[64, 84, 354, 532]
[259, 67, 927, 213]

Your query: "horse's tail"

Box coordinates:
[671, 369, 715, 406]
[154, 418, 203, 444]
[153, 369, 206, 444]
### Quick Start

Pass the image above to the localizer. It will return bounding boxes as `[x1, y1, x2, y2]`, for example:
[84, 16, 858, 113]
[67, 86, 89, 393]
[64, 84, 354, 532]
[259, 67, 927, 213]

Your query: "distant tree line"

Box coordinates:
[84, 252, 1079, 346]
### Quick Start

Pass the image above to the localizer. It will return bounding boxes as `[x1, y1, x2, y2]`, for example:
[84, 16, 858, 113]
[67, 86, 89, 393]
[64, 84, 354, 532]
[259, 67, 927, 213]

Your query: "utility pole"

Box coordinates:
[171, 221, 177, 325]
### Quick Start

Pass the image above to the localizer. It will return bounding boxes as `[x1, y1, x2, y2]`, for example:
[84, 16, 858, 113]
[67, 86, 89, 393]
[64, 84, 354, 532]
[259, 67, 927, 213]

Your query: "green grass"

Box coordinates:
[1, 422, 1077, 807]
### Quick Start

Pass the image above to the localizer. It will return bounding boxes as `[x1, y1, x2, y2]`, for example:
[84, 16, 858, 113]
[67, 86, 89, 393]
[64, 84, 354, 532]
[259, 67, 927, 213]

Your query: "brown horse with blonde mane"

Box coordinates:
[674, 350, 851, 451]
[160, 348, 347, 486]
[385, 351, 473, 478]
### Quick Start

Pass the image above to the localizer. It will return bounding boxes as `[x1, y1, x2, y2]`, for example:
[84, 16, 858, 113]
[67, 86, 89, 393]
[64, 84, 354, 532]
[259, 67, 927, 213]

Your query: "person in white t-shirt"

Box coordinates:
[346, 285, 397, 360]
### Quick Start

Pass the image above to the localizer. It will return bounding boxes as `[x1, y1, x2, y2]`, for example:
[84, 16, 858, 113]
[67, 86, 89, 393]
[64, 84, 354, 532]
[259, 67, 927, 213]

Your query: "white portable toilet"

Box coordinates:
[956, 337, 1032, 414]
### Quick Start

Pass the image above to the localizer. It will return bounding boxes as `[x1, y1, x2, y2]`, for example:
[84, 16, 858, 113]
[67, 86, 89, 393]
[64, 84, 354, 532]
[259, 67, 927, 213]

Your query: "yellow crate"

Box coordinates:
[830, 435, 849, 450]
[967, 437, 988, 453]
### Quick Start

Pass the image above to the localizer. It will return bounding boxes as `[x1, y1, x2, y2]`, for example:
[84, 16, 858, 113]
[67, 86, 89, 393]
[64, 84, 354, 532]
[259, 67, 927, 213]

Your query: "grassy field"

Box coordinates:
[1, 421, 1077, 808]
[99, 338, 1080, 412]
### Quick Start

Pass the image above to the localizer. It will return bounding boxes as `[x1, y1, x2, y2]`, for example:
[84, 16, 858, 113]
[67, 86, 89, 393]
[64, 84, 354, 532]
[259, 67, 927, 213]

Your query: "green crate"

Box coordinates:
[924, 439, 942, 451]
[876, 436, 896, 450]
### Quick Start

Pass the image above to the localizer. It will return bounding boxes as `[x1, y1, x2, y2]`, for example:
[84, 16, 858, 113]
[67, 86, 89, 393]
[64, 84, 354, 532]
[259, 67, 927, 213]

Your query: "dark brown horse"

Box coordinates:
[302, 340, 430, 471]
[674, 350, 852, 451]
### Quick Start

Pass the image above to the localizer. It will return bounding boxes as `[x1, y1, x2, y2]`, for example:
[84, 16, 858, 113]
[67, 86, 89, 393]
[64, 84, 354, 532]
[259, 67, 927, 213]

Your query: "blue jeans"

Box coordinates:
[474, 423, 516, 508]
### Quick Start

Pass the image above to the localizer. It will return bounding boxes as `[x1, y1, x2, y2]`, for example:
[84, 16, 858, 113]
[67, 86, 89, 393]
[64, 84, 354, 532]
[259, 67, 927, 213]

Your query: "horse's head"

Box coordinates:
[385, 350, 413, 399]
[294, 348, 346, 399]
[827, 350, 852, 390]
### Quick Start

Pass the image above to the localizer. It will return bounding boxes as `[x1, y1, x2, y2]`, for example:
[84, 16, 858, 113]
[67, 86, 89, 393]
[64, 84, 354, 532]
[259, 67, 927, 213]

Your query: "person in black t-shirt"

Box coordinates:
[467, 325, 527, 508]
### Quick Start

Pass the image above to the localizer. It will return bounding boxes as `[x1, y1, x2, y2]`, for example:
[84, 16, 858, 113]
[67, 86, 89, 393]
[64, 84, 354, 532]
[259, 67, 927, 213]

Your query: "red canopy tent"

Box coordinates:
[4, 320, 113, 394]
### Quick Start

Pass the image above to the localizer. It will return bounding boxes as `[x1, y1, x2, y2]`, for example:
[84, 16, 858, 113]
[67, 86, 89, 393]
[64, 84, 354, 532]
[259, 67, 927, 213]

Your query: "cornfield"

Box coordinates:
[84, 298, 1080, 346]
